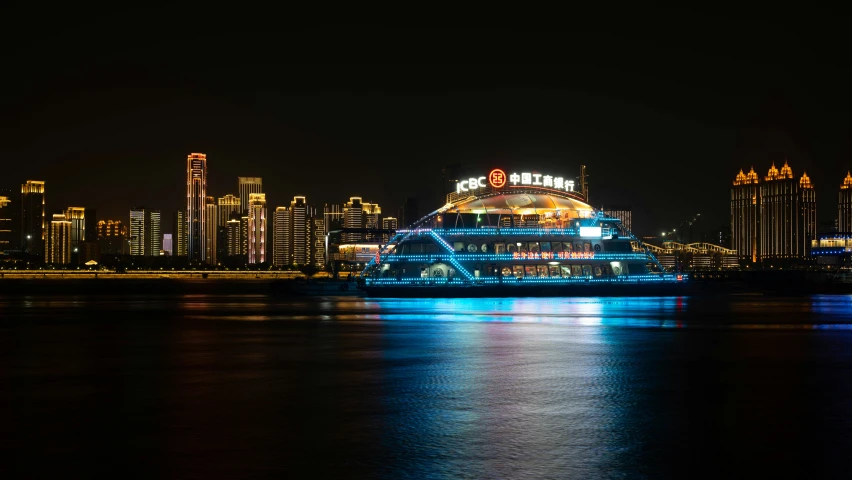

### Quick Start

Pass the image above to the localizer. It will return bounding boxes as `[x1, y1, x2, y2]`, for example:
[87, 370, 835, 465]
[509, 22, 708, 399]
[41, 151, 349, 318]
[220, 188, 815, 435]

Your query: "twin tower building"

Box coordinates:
[730, 160, 845, 263]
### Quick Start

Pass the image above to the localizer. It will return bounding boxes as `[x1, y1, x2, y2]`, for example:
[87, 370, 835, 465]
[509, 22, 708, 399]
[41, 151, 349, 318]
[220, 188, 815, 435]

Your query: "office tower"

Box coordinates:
[602, 206, 632, 233]
[238, 177, 262, 213]
[247, 193, 267, 264]
[174, 210, 187, 257]
[163, 234, 173, 256]
[97, 220, 126, 255]
[759, 161, 816, 260]
[731, 167, 760, 262]
[291, 196, 308, 265]
[21, 180, 45, 256]
[0, 188, 20, 254]
[240, 213, 248, 256]
[187, 153, 207, 262]
[273, 206, 291, 267]
[217, 194, 240, 226]
[839, 172, 852, 231]
[226, 213, 243, 258]
[205, 196, 217, 264]
[343, 197, 382, 243]
[84, 208, 97, 242]
[48, 214, 71, 264]
[129, 208, 161, 256]
[382, 217, 398, 243]
[64, 207, 86, 255]
[216, 226, 229, 263]
[311, 216, 325, 267]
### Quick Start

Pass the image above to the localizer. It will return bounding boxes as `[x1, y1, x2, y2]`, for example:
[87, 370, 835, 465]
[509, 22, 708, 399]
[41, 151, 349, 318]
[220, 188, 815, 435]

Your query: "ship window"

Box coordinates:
[513, 265, 524, 278]
[560, 265, 572, 277]
[525, 265, 537, 277]
[594, 265, 602, 277]
[519, 243, 529, 253]
[453, 241, 465, 252]
[495, 243, 506, 254]
[426, 244, 440, 253]
[610, 262, 626, 275]
[563, 242, 572, 252]
[507, 243, 518, 253]
[501, 266, 513, 276]
[537, 265, 549, 277]
[540, 242, 551, 252]
[549, 265, 561, 277]
[467, 244, 478, 253]
[582, 265, 592, 276]
[571, 265, 583, 276]
[574, 242, 583, 252]
[529, 242, 540, 253]
[481, 243, 488, 252]
[583, 242, 592, 253]
[551, 242, 562, 253]
[600, 264, 611, 276]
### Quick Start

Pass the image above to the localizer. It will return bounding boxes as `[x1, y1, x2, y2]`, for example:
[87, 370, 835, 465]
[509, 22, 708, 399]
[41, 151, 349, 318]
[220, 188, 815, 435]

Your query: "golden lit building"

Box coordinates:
[0, 190, 18, 255]
[48, 213, 72, 265]
[247, 193, 267, 264]
[731, 167, 760, 261]
[186, 153, 207, 262]
[839, 172, 852, 232]
[97, 220, 126, 255]
[64, 207, 86, 255]
[21, 180, 45, 256]
[273, 206, 290, 267]
[218, 194, 240, 226]
[343, 197, 381, 243]
[759, 161, 816, 260]
[205, 196, 217, 264]
[272, 197, 324, 267]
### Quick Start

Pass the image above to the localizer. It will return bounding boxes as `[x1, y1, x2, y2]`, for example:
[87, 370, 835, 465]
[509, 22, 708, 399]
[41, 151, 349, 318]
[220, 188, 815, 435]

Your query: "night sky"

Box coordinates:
[4, 15, 851, 237]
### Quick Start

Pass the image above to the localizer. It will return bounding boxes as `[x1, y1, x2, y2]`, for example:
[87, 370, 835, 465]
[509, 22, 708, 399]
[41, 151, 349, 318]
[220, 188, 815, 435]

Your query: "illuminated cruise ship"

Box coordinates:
[358, 168, 687, 297]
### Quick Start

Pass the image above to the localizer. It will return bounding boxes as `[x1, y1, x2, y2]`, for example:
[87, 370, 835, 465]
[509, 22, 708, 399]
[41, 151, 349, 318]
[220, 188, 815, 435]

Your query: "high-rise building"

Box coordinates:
[64, 207, 86, 255]
[226, 214, 243, 259]
[759, 161, 816, 260]
[273, 198, 325, 268]
[174, 210, 187, 257]
[382, 217, 398, 243]
[247, 193, 267, 264]
[602, 206, 632, 233]
[187, 153, 207, 262]
[217, 194, 240, 226]
[291, 196, 308, 265]
[238, 177, 262, 214]
[0, 188, 20, 255]
[129, 208, 161, 256]
[273, 206, 291, 267]
[311, 216, 325, 268]
[163, 234, 173, 256]
[97, 220, 126, 255]
[48, 213, 71, 265]
[343, 197, 381, 242]
[21, 180, 45, 257]
[205, 196, 217, 264]
[839, 172, 852, 232]
[731, 167, 761, 262]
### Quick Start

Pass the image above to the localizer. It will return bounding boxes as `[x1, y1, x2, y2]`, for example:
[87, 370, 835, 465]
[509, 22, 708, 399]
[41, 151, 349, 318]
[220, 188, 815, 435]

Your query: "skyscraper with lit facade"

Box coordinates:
[21, 180, 45, 257]
[187, 153, 207, 262]
[343, 197, 381, 242]
[64, 207, 85, 256]
[205, 196, 217, 264]
[382, 217, 398, 243]
[174, 210, 187, 257]
[759, 161, 816, 260]
[97, 220, 126, 255]
[48, 214, 71, 265]
[0, 189, 19, 255]
[217, 194, 240, 225]
[247, 193, 267, 264]
[839, 172, 852, 232]
[238, 177, 262, 214]
[731, 167, 760, 262]
[602, 206, 632, 233]
[130, 208, 161, 256]
[273, 206, 291, 267]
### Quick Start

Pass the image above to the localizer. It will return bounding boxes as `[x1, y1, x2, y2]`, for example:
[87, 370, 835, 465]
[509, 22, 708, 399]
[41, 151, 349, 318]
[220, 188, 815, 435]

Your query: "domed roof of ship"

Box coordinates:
[444, 191, 594, 217]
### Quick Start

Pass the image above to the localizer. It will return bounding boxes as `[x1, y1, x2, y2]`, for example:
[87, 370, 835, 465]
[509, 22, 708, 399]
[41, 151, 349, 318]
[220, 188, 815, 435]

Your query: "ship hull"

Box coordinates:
[360, 281, 690, 298]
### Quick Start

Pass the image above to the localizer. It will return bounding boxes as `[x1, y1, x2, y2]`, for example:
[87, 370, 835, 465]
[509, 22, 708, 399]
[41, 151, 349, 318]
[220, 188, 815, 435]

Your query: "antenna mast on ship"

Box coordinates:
[579, 165, 589, 202]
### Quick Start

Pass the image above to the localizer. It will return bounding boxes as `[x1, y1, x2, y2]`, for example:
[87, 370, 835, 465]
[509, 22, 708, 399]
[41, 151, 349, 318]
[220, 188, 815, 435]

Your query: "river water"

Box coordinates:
[2, 293, 852, 478]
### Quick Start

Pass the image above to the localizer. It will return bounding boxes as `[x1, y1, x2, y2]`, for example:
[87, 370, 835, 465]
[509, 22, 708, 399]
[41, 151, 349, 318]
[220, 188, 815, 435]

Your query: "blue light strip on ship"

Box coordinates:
[382, 253, 651, 261]
[364, 273, 688, 286]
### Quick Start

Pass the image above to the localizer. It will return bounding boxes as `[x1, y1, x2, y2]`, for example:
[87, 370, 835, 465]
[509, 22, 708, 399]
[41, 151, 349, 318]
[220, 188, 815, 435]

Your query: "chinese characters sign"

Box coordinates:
[456, 168, 576, 194]
[511, 251, 595, 260]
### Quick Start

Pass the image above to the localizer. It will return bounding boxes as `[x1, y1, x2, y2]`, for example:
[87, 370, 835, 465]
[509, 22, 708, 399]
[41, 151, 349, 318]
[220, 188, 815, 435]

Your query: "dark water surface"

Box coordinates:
[3, 293, 852, 479]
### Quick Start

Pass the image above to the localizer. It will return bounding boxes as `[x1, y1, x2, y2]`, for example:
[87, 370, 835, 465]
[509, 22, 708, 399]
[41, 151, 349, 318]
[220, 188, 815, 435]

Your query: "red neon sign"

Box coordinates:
[489, 168, 507, 188]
